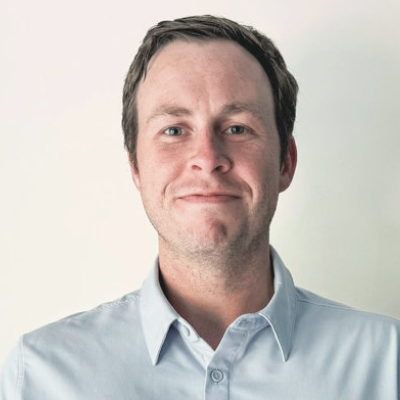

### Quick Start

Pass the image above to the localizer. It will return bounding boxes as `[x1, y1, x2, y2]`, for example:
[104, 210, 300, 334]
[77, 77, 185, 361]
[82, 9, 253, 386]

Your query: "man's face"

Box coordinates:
[131, 39, 296, 259]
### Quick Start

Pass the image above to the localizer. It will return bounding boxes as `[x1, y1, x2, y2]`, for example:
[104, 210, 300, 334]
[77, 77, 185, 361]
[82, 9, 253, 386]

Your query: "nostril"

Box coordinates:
[215, 164, 226, 172]
[189, 136, 232, 173]
[190, 158, 232, 174]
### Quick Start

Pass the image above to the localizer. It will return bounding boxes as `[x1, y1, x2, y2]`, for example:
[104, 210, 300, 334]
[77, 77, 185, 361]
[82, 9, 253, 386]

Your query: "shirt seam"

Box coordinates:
[297, 298, 351, 309]
[226, 330, 250, 397]
[84, 293, 140, 315]
[287, 285, 297, 360]
[297, 297, 400, 322]
[51, 293, 141, 327]
[16, 335, 25, 391]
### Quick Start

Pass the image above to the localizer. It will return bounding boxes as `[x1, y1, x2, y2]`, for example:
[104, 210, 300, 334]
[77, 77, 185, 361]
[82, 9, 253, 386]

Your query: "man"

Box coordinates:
[1, 15, 399, 399]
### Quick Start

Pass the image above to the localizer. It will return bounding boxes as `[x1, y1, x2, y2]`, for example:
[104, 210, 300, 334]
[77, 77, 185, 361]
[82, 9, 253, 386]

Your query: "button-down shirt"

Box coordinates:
[1, 248, 399, 399]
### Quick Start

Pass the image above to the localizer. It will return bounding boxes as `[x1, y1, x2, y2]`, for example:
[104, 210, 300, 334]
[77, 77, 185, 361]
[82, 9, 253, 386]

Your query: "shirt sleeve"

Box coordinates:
[0, 337, 24, 400]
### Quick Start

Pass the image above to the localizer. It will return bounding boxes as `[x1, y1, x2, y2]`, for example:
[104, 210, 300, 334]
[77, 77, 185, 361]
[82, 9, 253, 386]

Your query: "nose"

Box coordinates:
[189, 131, 232, 174]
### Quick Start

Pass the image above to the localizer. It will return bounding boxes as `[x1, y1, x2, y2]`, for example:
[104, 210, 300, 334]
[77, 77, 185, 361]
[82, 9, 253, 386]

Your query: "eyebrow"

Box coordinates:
[146, 106, 192, 124]
[146, 102, 266, 124]
[219, 102, 265, 122]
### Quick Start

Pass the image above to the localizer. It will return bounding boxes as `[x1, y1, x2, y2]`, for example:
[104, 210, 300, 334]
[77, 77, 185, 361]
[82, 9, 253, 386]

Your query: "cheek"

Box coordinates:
[138, 151, 182, 198]
[242, 152, 281, 194]
[139, 136, 185, 166]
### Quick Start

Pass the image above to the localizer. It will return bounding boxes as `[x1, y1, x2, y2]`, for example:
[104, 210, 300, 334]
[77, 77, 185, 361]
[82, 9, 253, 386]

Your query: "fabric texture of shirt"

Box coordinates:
[1, 248, 399, 399]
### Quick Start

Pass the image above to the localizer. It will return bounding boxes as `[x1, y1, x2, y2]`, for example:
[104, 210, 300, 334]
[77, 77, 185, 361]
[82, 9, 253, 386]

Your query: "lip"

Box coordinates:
[178, 193, 241, 204]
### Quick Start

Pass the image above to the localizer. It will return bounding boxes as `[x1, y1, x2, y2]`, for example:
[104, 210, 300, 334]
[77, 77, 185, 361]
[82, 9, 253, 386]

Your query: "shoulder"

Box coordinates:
[295, 286, 400, 334]
[9, 290, 142, 365]
[1, 290, 144, 398]
[1, 290, 146, 399]
[25, 290, 142, 345]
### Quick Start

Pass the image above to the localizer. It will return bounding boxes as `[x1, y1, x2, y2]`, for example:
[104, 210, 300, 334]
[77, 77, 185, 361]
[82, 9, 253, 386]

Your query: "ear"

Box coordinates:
[279, 137, 297, 193]
[128, 153, 141, 192]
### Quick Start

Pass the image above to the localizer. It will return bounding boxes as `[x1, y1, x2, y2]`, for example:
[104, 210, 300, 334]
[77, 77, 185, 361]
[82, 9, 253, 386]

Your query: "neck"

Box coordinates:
[158, 242, 274, 350]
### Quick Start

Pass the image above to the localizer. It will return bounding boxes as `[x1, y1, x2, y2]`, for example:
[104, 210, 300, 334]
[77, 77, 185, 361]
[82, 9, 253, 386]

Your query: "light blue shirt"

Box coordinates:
[1, 248, 399, 399]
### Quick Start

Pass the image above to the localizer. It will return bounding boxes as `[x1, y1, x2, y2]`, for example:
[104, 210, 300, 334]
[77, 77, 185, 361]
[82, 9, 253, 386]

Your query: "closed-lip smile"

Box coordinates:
[178, 192, 241, 204]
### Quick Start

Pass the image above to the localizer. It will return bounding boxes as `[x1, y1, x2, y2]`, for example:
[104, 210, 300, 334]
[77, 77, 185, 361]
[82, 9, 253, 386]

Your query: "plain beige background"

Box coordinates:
[1, 0, 400, 367]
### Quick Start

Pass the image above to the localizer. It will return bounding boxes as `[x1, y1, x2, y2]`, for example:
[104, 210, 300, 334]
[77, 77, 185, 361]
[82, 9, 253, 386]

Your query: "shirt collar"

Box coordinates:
[140, 248, 297, 365]
[140, 258, 179, 365]
[257, 246, 297, 362]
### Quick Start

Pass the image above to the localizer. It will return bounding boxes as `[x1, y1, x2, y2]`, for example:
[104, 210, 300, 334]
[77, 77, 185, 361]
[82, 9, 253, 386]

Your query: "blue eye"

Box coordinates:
[228, 125, 246, 135]
[164, 127, 182, 136]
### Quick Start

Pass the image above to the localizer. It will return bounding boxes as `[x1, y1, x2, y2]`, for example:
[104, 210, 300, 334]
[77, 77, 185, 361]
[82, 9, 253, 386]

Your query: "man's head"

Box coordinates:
[122, 15, 298, 170]
[123, 22, 297, 261]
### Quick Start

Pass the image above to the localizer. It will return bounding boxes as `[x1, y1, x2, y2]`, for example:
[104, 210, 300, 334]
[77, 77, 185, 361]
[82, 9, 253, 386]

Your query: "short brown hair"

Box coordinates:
[122, 15, 298, 168]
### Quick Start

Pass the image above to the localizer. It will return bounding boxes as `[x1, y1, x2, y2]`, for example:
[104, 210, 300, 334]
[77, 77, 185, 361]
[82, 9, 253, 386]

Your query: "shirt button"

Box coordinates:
[210, 369, 224, 383]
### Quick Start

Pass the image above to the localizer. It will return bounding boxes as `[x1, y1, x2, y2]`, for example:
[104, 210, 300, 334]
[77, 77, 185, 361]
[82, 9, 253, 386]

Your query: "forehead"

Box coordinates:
[136, 39, 274, 120]
[144, 38, 266, 85]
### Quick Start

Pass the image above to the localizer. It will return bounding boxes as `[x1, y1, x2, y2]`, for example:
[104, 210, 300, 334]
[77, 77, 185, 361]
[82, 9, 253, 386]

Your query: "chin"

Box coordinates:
[185, 223, 248, 255]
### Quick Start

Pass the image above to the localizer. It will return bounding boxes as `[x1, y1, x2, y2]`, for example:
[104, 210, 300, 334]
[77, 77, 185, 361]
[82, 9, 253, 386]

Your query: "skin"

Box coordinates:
[131, 39, 297, 349]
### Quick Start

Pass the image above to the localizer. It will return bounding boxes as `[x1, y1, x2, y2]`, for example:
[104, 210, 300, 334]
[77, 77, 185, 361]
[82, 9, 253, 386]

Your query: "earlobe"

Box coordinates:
[279, 137, 297, 193]
[128, 154, 141, 191]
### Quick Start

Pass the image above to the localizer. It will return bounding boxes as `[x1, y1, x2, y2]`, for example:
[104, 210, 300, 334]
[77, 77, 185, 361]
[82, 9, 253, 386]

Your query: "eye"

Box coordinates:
[226, 125, 247, 135]
[163, 126, 183, 136]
